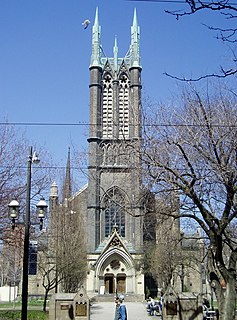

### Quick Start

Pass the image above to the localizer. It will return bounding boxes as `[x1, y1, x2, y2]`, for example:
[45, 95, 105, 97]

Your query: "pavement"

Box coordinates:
[90, 301, 153, 320]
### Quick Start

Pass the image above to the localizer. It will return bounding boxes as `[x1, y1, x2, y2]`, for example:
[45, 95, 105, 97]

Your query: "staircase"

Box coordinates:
[91, 294, 145, 303]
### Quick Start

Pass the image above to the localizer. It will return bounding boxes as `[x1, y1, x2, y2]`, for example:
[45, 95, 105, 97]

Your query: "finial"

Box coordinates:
[131, 8, 141, 68]
[132, 8, 138, 28]
[91, 7, 101, 67]
[113, 36, 118, 71]
[94, 7, 99, 28]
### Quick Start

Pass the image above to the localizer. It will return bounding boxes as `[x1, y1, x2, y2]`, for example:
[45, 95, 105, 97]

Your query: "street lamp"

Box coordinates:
[8, 200, 20, 230]
[8, 146, 48, 320]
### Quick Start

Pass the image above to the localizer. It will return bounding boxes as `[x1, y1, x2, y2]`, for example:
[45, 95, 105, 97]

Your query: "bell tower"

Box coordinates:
[87, 8, 143, 255]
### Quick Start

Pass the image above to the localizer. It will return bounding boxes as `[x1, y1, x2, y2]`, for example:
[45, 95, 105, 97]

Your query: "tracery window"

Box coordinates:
[118, 74, 129, 139]
[102, 73, 113, 138]
[104, 188, 126, 237]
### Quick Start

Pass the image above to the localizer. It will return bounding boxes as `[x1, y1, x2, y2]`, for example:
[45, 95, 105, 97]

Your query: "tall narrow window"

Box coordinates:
[119, 74, 129, 139]
[104, 188, 126, 237]
[102, 73, 113, 138]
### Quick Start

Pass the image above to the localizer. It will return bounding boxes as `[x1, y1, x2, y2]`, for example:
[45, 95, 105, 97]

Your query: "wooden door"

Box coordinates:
[117, 275, 126, 293]
[104, 275, 114, 293]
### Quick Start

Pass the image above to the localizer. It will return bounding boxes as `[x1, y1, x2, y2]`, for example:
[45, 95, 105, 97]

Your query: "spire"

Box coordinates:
[62, 147, 72, 203]
[133, 7, 138, 28]
[113, 36, 118, 71]
[91, 7, 101, 67]
[130, 8, 141, 68]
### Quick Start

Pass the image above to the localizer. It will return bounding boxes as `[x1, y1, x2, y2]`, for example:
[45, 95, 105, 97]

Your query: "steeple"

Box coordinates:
[130, 8, 141, 68]
[91, 7, 101, 67]
[62, 147, 72, 204]
[113, 36, 118, 71]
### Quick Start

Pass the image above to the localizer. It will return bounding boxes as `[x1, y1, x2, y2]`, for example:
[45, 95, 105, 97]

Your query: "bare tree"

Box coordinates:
[47, 205, 87, 294]
[141, 85, 237, 320]
[38, 247, 62, 312]
[165, 0, 237, 80]
[0, 122, 54, 298]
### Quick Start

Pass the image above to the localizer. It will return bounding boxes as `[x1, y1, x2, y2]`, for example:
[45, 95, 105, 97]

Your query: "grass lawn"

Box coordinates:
[0, 300, 49, 319]
[0, 310, 48, 320]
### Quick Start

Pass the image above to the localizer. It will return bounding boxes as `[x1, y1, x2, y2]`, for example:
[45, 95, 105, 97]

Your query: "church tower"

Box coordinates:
[86, 8, 144, 296]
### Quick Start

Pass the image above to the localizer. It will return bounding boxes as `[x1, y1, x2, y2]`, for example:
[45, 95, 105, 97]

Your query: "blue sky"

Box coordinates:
[0, 0, 234, 182]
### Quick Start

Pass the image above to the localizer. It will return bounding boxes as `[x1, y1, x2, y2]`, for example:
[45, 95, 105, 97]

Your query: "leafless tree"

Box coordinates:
[47, 205, 87, 294]
[141, 85, 237, 320]
[165, 0, 237, 80]
[0, 122, 54, 298]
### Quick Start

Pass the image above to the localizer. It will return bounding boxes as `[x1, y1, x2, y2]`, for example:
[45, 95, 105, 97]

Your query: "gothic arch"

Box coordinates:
[118, 72, 129, 139]
[95, 247, 135, 279]
[101, 187, 130, 237]
[102, 72, 113, 139]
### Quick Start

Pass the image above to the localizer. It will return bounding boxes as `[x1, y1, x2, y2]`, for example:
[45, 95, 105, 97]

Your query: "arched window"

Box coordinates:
[102, 73, 113, 138]
[104, 188, 126, 237]
[118, 73, 129, 139]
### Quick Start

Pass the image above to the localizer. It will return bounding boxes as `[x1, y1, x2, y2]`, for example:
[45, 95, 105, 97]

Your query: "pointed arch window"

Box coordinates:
[102, 73, 113, 139]
[104, 188, 126, 237]
[118, 73, 129, 139]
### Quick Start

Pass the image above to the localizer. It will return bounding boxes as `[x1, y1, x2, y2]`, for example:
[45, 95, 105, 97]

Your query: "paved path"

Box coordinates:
[90, 301, 151, 320]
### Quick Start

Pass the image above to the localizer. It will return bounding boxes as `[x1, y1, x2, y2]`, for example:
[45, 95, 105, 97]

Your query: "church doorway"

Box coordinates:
[117, 274, 126, 293]
[104, 274, 114, 293]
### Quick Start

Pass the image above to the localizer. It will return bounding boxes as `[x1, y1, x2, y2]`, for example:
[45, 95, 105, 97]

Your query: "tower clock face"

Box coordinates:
[110, 259, 121, 270]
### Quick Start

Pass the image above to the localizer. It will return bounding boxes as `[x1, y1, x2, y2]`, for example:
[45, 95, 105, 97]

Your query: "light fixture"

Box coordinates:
[8, 200, 20, 230]
[36, 197, 48, 230]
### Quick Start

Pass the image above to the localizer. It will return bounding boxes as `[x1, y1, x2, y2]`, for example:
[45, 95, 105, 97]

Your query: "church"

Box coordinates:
[25, 7, 205, 300]
[49, 8, 146, 298]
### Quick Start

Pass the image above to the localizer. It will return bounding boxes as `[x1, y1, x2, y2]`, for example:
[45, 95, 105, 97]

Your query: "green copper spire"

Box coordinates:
[113, 36, 118, 71]
[131, 8, 141, 68]
[91, 7, 101, 67]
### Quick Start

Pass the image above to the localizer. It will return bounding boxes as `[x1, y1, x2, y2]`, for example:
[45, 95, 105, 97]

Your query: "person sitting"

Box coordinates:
[147, 297, 155, 315]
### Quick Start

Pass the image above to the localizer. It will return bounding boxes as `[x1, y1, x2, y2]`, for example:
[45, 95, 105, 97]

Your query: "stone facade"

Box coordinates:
[47, 8, 145, 298]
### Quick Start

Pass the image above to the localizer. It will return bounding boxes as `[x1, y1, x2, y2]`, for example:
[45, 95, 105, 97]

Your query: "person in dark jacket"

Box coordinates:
[114, 297, 127, 320]
[118, 298, 127, 320]
[114, 297, 120, 320]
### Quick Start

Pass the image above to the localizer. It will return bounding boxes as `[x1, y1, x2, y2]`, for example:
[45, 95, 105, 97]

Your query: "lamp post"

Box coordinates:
[8, 146, 47, 320]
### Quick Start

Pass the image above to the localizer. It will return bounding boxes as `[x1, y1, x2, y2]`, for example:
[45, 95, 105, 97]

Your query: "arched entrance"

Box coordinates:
[104, 273, 115, 294]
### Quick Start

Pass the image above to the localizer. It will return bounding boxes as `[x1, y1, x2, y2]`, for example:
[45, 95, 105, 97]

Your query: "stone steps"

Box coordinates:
[91, 294, 145, 303]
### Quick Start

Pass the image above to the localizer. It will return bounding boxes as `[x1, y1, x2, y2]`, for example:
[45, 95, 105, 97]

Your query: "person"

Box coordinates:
[118, 298, 127, 320]
[114, 297, 120, 320]
[147, 297, 155, 315]
[119, 293, 125, 301]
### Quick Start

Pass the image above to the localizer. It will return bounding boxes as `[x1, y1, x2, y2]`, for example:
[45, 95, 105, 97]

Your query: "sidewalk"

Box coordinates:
[90, 301, 151, 320]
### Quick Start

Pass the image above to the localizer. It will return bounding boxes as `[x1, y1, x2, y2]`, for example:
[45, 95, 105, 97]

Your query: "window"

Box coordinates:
[102, 73, 113, 138]
[118, 74, 129, 139]
[104, 188, 126, 237]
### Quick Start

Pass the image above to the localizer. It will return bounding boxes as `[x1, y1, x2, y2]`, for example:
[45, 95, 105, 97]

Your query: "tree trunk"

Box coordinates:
[43, 289, 49, 312]
[222, 279, 236, 320]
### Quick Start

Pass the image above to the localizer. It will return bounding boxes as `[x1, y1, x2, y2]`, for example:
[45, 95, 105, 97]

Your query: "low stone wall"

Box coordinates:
[49, 288, 90, 320]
